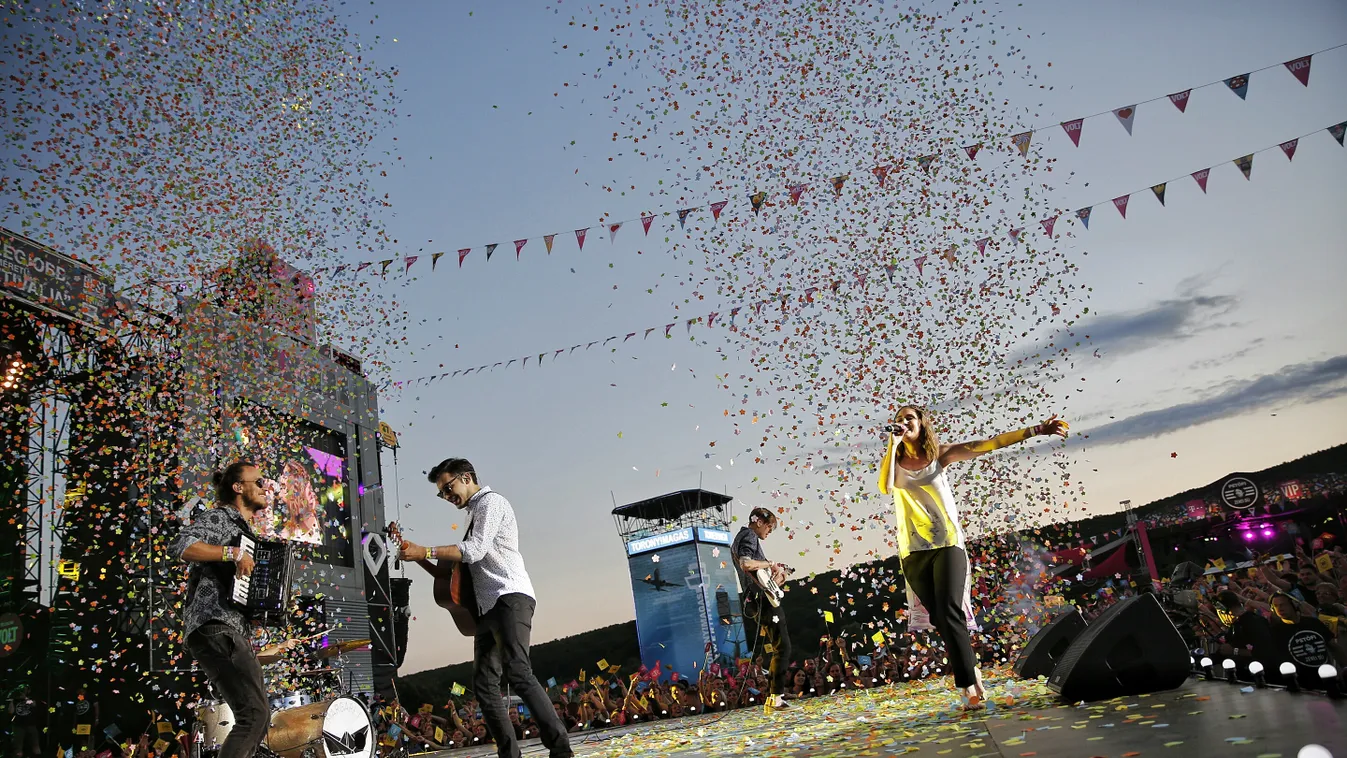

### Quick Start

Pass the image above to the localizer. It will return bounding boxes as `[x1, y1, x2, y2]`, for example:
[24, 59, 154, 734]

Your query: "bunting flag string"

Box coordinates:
[384, 118, 1345, 389]
[329, 44, 1344, 281]
[1064, 118, 1344, 234]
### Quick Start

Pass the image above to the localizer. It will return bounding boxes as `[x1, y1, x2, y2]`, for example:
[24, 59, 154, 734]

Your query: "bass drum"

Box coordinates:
[267, 696, 375, 758]
[193, 700, 235, 754]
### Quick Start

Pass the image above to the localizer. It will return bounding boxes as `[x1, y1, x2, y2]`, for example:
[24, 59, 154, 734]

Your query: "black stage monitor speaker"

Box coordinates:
[1014, 606, 1087, 679]
[1047, 593, 1191, 702]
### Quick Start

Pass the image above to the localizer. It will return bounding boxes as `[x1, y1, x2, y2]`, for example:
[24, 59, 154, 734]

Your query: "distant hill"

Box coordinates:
[394, 441, 1347, 707]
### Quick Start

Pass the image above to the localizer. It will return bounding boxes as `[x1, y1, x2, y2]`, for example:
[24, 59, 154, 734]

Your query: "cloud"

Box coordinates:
[1078, 354, 1347, 447]
[1009, 287, 1239, 365]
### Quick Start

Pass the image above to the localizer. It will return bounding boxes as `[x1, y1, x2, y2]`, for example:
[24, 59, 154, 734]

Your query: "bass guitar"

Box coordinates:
[754, 565, 795, 608]
[387, 522, 478, 637]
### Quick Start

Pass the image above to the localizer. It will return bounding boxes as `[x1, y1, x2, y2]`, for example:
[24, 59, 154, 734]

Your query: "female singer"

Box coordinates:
[878, 406, 1068, 709]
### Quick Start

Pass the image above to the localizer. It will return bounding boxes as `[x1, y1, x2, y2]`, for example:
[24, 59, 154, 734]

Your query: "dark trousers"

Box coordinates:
[472, 594, 571, 758]
[745, 595, 792, 695]
[187, 622, 269, 758]
[902, 546, 978, 688]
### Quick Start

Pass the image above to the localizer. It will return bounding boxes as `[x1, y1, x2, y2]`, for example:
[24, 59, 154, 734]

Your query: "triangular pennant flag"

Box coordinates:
[1330, 121, 1347, 146]
[710, 200, 728, 221]
[975, 237, 990, 254]
[830, 175, 848, 195]
[883, 264, 897, 283]
[485, 243, 497, 261]
[1112, 194, 1130, 218]
[753, 301, 764, 317]
[641, 215, 655, 235]
[664, 323, 675, 338]
[431, 252, 444, 270]
[537, 354, 545, 367]
[575, 228, 588, 249]
[1040, 215, 1057, 237]
[1192, 168, 1211, 193]
[379, 259, 393, 276]
[1060, 118, 1084, 146]
[706, 312, 718, 327]
[609, 223, 622, 243]
[729, 306, 741, 324]
[543, 234, 555, 254]
[1112, 105, 1136, 135]
[644, 327, 656, 339]
[912, 255, 928, 277]
[624, 332, 636, 342]
[404, 255, 418, 274]
[334, 264, 349, 276]
[1150, 183, 1167, 206]
[1008, 227, 1023, 243]
[940, 245, 957, 264]
[1279, 138, 1299, 161]
[1234, 153, 1253, 180]
[1224, 73, 1250, 100]
[915, 153, 937, 171]
[788, 183, 808, 204]
[677, 208, 695, 228]
[1075, 206, 1092, 229]
[1011, 130, 1033, 156]
[1168, 89, 1191, 113]
[1284, 55, 1311, 87]
[685, 318, 698, 333]
[871, 164, 890, 187]
[458, 248, 471, 267]
[514, 239, 528, 259]
[963, 143, 982, 160]
[749, 191, 767, 214]
[356, 262, 372, 273]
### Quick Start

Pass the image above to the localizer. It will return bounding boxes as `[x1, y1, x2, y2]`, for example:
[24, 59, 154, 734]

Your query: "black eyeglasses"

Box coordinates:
[239, 478, 271, 488]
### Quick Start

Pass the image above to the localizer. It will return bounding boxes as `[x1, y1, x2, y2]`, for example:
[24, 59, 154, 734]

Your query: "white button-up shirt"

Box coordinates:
[457, 485, 535, 616]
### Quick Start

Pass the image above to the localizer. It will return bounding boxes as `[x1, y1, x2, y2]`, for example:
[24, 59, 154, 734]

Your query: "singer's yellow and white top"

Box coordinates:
[878, 434, 966, 560]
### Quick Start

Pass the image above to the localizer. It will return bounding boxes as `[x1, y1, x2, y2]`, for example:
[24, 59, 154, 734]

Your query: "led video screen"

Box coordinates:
[229, 400, 353, 567]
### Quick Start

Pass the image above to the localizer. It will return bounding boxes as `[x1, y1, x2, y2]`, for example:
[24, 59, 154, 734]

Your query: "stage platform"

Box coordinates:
[430, 672, 1346, 757]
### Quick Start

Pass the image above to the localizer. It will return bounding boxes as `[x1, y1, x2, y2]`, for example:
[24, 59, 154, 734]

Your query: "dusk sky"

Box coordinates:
[361, 0, 1346, 676]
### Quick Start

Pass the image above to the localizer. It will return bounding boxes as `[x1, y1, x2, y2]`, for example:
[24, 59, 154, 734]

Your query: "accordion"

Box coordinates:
[229, 533, 294, 627]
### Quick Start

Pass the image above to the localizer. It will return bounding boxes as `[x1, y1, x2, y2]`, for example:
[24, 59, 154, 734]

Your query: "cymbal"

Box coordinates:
[314, 639, 372, 659]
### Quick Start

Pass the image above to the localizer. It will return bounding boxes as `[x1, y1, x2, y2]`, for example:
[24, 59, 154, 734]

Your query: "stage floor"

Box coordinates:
[432, 672, 1346, 757]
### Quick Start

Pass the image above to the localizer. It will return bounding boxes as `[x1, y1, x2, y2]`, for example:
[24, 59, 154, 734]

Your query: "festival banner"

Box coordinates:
[1192, 168, 1211, 193]
[1169, 89, 1192, 112]
[1234, 154, 1254, 180]
[1225, 73, 1250, 100]
[1060, 118, 1084, 147]
[1284, 55, 1312, 86]
[1075, 207, 1092, 229]
[1279, 139, 1299, 161]
[641, 215, 655, 235]
[1150, 183, 1167, 207]
[1113, 105, 1136, 135]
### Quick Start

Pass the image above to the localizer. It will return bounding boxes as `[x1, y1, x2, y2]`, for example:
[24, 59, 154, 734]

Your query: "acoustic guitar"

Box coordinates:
[387, 522, 477, 637]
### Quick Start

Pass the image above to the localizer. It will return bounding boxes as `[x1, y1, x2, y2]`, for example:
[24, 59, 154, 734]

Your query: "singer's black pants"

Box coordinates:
[902, 546, 978, 688]
[744, 594, 792, 695]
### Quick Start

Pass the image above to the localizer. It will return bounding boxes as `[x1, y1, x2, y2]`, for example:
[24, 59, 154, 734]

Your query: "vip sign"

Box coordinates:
[0, 613, 23, 658]
[1280, 480, 1304, 501]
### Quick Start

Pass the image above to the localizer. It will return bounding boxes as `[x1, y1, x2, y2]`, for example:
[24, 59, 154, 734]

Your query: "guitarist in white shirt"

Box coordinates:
[395, 458, 573, 758]
[731, 507, 793, 714]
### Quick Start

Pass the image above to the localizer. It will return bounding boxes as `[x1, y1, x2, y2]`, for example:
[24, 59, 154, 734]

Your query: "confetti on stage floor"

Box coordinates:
[438, 671, 1347, 758]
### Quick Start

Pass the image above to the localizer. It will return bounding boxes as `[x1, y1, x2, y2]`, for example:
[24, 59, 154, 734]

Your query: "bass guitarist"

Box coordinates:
[394, 458, 572, 758]
[731, 507, 793, 714]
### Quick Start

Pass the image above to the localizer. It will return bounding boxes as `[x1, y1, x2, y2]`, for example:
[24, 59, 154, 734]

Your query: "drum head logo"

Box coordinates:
[1220, 476, 1259, 510]
[322, 697, 374, 758]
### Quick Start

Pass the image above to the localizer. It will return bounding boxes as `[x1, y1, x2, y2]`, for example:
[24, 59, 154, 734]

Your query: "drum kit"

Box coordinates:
[192, 638, 377, 758]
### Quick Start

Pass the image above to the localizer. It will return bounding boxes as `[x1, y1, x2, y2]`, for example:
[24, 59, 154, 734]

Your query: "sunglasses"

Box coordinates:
[436, 475, 465, 500]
